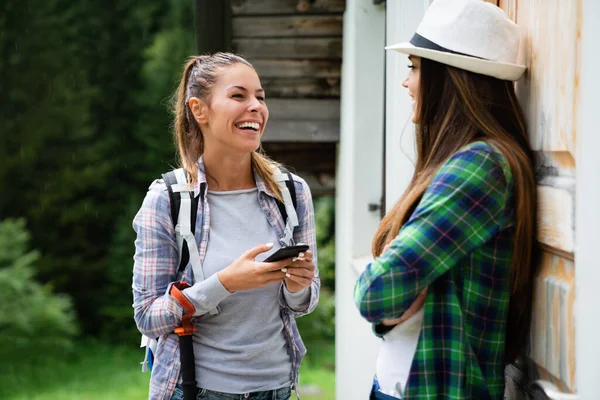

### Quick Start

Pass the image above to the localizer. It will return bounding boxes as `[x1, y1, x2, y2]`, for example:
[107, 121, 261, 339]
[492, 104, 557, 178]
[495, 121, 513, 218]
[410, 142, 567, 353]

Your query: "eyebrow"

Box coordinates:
[229, 85, 264, 93]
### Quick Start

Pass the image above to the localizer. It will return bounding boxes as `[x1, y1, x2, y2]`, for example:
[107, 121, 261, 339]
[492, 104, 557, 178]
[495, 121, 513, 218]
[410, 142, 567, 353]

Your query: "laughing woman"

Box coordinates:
[133, 53, 319, 400]
[354, 1, 538, 399]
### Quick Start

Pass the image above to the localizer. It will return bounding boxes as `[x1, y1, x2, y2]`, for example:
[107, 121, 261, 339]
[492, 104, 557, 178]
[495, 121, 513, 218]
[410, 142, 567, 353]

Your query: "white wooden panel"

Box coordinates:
[336, 0, 386, 399]
[530, 252, 575, 391]
[537, 183, 575, 253]
[575, 1, 600, 396]
[384, 0, 430, 210]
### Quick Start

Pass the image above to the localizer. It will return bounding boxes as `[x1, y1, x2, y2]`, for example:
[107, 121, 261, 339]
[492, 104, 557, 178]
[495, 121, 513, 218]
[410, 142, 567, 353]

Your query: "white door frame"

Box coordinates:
[574, 0, 600, 397]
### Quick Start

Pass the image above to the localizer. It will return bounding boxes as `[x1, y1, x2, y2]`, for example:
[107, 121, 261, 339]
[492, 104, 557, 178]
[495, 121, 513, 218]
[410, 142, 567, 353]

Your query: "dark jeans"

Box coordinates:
[171, 385, 292, 400]
[369, 378, 401, 400]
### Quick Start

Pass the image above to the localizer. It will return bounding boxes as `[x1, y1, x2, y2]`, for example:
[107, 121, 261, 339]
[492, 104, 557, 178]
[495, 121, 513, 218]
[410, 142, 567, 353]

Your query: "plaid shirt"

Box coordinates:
[355, 142, 514, 399]
[133, 157, 319, 400]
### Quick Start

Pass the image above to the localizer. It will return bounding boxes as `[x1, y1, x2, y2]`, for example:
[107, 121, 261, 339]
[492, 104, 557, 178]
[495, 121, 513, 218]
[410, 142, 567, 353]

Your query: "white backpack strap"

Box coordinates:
[140, 335, 158, 372]
[273, 168, 299, 247]
[172, 169, 219, 315]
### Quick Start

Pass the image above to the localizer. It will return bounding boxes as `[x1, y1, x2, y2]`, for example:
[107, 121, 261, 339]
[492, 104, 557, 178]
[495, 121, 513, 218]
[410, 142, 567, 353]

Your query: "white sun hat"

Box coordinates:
[385, 0, 526, 81]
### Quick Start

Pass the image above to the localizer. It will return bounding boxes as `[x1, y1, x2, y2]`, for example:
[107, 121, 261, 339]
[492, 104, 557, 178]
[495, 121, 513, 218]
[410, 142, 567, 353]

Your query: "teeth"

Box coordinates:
[235, 122, 260, 130]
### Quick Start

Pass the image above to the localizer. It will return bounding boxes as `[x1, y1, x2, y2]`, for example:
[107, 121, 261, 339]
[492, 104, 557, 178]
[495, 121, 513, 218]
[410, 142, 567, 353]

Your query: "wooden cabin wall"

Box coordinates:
[497, 0, 580, 393]
[229, 0, 345, 195]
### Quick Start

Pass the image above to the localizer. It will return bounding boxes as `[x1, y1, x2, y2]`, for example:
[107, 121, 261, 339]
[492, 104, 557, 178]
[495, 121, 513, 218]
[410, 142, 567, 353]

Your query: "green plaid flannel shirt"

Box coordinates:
[355, 142, 514, 399]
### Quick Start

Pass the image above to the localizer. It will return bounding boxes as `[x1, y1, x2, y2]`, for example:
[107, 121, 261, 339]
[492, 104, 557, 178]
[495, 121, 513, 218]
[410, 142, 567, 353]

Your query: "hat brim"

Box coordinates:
[385, 42, 526, 81]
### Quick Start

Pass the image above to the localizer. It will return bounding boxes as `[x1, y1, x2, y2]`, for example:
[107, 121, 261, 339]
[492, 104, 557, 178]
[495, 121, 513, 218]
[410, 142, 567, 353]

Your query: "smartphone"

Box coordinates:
[264, 245, 309, 262]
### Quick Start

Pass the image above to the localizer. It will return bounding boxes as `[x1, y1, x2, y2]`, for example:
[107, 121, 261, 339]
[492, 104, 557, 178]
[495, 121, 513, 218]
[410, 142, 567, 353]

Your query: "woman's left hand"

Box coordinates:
[282, 249, 316, 293]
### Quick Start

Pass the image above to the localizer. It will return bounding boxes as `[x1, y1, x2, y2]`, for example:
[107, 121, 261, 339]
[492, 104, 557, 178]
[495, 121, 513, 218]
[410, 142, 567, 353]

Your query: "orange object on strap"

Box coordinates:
[169, 282, 197, 336]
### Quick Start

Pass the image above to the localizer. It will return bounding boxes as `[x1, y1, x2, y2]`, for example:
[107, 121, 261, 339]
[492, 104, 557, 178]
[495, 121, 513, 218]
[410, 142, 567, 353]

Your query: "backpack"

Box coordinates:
[140, 166, 299, 373]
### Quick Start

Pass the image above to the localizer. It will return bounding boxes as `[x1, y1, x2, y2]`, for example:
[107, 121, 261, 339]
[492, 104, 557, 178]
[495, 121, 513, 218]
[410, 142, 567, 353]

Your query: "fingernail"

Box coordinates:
[266, 242, 273, 248]
[298, 253, 305, 258]
[292, 257, 298, 262]
[285, 273, 291, 278]
[281, 268, 287, 273]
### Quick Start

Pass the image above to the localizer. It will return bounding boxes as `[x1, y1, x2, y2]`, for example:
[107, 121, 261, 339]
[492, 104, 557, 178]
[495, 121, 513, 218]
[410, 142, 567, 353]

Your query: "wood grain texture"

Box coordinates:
[231, 0, 345, 15]
[537, 182, 575, 254]
[502, 0, 580, 169]
[262, 77, 340, 98]
[498, 0, 581, 392]
[234, 37, 343, 59]
[266, 99, 340, 120]
[253, 59, 341, 78]
[262, 119, 339, 142]
[530, 251, 575, 392]
[232, 15, 343, 38]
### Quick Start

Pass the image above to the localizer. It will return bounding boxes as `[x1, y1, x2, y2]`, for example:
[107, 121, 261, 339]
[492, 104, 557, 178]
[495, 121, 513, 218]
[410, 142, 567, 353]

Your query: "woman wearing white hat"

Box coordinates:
[354, 0, 538, 399]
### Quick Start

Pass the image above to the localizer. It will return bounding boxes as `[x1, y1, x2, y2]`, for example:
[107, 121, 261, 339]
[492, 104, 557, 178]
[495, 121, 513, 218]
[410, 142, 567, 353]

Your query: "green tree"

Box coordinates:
[101, 0, 196, 343]
[0, 0, 168, 336]
[0, 219, 78, 362]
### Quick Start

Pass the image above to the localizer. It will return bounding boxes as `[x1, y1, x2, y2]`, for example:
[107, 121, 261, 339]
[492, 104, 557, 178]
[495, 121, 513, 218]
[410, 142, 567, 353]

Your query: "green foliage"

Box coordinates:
[314, 196, 335, 292]
[0, 339, 334, 400]
[0, 0, 179, 339]
[296, 289, 335, 344]
[0, 219, 78, 364]
[101, 0, 196, 344]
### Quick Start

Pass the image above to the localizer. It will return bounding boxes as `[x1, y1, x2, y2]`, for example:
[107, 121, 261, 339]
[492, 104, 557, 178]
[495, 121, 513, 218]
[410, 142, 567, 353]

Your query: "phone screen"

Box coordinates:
[264, 245, 309, 262]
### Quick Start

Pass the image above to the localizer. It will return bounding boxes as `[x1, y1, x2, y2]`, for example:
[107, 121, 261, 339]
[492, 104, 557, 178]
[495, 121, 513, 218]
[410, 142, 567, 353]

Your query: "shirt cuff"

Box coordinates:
[282, 285, 311, 312]
[182, 274, 233, 316]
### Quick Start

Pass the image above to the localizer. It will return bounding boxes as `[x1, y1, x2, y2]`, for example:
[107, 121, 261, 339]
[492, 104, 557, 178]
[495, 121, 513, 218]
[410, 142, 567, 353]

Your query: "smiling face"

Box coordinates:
[189, 62, 269, 156]
[402, 56, 421, 123]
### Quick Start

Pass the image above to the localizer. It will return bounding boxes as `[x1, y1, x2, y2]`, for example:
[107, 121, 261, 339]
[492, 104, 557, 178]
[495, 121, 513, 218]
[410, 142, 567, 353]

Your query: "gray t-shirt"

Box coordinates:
[190, 187, 304, 393]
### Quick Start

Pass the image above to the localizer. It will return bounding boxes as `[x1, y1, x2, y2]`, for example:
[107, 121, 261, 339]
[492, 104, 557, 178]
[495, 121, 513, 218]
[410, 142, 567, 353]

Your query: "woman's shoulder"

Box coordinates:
[452, 141, 510, 171]
[454, 141, 507, 161]
[286, 171, 312, 198]
[442, 141, 512, 186]
[139, 178, 171, 213]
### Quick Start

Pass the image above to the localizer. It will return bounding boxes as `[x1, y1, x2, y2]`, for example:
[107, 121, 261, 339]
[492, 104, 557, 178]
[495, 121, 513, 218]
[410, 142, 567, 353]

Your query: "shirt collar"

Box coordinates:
[193, 156, 280, 200]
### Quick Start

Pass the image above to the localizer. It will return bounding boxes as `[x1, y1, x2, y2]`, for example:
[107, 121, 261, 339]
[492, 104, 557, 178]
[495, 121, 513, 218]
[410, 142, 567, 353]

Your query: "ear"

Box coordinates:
[188, 97, 208, 124]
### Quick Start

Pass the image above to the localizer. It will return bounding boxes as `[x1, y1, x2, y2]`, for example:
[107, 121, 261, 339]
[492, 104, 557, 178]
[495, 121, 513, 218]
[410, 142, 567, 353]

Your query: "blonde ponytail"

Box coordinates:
[251, 150, 284, 203]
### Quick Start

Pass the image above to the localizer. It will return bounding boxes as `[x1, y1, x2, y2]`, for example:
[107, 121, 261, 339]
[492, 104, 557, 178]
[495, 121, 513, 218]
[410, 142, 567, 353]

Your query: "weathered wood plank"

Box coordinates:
[262, 77, 340, 98]
[261, 142, 337, 186]
[262, 119, 339, 142]
[536, 179, 575, 254]
[231, 0, 345, 15]
[234, 38, 343, 59]
[261, 142, 336, 173]
[529, 251, 575, 392]
[232, 15, 343, 38]
[497, 1, 580, 393]
[502, 0, 579, 172]
[254, 59, 341, 78]
[266, 99, 340, 120]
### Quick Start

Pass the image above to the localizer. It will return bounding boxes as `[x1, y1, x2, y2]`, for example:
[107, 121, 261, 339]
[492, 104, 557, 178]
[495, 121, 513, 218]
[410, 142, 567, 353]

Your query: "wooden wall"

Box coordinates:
[497, 0, 580, 393]
[230, 0, 345, 194]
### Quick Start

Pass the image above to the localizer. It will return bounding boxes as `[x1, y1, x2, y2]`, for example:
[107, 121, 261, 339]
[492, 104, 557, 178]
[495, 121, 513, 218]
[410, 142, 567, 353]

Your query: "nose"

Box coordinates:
[402, 76, 409, 88]
[248, 97, 263, 113]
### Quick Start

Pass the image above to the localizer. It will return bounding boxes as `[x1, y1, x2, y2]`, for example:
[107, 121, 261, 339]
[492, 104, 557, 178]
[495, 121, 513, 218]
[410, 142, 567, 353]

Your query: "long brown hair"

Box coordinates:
[171, 52, 283, 200]
[373, 58, 538, 363]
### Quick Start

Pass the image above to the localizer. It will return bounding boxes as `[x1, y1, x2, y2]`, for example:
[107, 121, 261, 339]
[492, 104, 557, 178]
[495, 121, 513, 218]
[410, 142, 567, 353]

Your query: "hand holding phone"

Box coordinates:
[264, 245, 309, 262]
